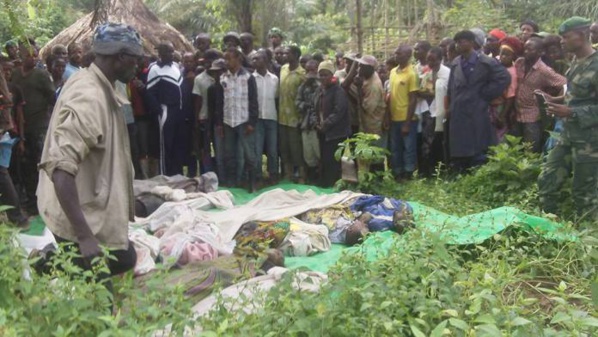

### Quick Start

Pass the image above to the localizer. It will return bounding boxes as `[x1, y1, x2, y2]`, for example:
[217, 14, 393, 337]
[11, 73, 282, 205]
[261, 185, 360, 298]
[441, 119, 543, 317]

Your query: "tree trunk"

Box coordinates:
[231, 0, 253, 32]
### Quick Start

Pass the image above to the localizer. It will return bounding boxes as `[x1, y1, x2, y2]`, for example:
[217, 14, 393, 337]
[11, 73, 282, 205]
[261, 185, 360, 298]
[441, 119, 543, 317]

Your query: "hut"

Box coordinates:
[40, 0, 194, 59]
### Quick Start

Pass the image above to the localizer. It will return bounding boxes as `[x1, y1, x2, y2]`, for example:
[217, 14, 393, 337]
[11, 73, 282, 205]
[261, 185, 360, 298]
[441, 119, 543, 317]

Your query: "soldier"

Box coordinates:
[538, 17, 598, 220]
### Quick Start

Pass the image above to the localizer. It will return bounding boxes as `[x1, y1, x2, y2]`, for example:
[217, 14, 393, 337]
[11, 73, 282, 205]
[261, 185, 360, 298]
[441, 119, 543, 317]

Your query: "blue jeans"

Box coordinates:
[223, 123, 257, 186]
[390, 121, 418, 175]
[255, 119, 278, 177]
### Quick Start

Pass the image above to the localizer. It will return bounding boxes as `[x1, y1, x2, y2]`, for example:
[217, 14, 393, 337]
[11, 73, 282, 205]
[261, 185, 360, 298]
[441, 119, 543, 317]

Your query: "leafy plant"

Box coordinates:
[334, 132, 391, 192]
[335, 132, 389, 163]
[0, 226, 195, 336]
[451, 135, 544, 210]
[198, 226, 598, 336]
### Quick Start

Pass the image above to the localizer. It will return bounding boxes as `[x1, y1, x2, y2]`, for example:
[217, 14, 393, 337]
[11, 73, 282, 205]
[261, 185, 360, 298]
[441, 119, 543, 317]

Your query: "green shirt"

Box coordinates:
[563, 51, 598, 144]
[278, 64, 305, 127]
[11, 68, 55, 132]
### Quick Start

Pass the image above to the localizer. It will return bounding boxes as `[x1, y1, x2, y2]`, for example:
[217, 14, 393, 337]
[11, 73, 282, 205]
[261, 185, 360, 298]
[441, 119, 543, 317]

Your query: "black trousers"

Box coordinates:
[23, 130, 46, 212]
[319, 136, 345, 188]
[0, 166, 27, 224]
[51, 235, 137, 294]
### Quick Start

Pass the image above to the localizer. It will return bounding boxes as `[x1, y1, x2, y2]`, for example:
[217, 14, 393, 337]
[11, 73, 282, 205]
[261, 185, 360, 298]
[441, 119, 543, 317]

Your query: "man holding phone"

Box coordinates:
[538, 17, 598, 221]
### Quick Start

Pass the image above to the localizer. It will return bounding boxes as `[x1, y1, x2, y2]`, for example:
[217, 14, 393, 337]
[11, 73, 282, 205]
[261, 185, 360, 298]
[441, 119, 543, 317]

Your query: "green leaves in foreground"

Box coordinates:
[199, 226, 598, 336]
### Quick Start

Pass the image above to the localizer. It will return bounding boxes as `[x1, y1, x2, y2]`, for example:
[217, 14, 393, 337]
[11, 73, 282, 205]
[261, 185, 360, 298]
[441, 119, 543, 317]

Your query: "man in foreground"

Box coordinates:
[538, 17, 598, 220]
[37, 22, 142, 287]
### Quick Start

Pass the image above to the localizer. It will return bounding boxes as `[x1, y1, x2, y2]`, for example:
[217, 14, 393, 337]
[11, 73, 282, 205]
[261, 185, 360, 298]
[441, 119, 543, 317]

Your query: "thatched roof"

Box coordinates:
[40, 0, 193, 59]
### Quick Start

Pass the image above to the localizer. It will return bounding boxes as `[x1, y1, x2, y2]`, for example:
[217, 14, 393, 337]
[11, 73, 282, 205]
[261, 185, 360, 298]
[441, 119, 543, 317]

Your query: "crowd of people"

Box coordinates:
[1, 17, 597, 234]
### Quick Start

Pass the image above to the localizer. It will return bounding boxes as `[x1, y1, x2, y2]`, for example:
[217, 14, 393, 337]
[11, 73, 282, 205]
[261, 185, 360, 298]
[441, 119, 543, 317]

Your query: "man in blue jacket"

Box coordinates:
[446, 30, 511, 171]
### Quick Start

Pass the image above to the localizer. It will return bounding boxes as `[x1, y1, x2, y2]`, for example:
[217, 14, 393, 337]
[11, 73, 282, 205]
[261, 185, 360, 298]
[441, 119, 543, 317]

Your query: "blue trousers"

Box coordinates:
[255, 119, 278, 178]
[223, 123, 257, 186]
[390, 121, 418, 175]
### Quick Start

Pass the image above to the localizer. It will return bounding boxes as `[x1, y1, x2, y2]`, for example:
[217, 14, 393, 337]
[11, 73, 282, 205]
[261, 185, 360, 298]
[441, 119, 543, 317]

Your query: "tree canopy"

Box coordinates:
[1, 0, 596, 56]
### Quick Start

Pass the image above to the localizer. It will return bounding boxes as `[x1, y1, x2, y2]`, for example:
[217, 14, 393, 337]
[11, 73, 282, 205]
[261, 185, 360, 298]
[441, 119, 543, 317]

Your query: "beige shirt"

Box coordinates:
[37, 64, 134, 250]
[349, 72, 386, 135]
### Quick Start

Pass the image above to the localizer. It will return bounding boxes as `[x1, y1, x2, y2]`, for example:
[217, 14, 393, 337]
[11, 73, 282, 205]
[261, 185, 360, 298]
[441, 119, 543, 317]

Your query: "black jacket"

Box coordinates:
[314, 83, 351, 141]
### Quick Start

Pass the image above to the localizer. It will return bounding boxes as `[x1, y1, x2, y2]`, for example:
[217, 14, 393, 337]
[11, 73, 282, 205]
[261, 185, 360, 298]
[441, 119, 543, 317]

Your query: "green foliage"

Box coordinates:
[335, 132, 389, 163]
[443, 0, 518, 33]
[334, 132, 392, 191]
[0, 226, 195, 336]
[195, 135, 596, 336]
[451, 135, 543, 210]
[198, 225, 598, 336]
[0, 0, 80, 47]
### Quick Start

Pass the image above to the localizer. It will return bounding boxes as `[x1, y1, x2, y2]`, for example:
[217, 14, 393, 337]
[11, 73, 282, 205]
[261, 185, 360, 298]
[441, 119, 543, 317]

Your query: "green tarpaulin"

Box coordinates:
[225, 182, 574, 273]
[23, 182, 573, 274]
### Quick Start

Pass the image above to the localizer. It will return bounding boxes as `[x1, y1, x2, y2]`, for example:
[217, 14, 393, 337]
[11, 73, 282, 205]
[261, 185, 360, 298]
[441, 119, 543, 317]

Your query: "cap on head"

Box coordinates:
[469, 28, 486, 48]
[520, 19, 540, 32]
[558, 16, 592, 35]
[210, 58, 227, 71]
[92, 22, 143, 56]
[488, 28, 506, 40]
[343, 52, 358, 62]
[357, 55, 378, 68]
[317, 60, 335, 74]
[223, 32, 241, 44]
[268, 27, 284, 39]
[240, 32, 254, 39]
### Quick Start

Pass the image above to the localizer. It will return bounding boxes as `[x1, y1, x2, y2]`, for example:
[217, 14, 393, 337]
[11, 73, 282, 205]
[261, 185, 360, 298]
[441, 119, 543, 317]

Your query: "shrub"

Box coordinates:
[199, 227, 598, 336]
[0, 226, 195, 337]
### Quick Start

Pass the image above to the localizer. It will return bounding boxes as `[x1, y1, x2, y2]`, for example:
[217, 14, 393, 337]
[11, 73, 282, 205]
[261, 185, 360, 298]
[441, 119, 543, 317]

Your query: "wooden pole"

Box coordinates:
[384, 0, 389, 58]
[356, 0, 363, 54]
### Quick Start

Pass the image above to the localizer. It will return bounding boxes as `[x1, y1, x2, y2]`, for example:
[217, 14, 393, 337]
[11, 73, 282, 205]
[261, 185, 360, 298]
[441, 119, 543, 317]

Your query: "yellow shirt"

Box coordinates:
[388, 64, 418, 122]
[37, 63, 134, 250]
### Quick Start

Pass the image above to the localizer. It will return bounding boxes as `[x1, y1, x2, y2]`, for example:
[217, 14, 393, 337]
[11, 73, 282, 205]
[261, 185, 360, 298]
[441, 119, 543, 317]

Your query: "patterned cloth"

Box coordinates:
[296, 77, 320, 130]
[220, 67, 258, 128]
[514, 58, 566, 123]
[538, 51, 598, 218]
[278, 64, 306, 127]
[92, 22, 143, 56]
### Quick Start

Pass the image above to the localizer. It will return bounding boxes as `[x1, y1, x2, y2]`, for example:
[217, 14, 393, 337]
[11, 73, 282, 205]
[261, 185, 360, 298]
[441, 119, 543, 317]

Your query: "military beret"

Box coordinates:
[268, 27, 284, 39]
[558, 16, 592, 35]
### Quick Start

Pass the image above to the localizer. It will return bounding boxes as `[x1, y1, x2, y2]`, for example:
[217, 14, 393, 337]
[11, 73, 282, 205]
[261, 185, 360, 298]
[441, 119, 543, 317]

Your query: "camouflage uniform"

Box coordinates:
[538, 51, 598, 218]
[295, 77, 321, 168]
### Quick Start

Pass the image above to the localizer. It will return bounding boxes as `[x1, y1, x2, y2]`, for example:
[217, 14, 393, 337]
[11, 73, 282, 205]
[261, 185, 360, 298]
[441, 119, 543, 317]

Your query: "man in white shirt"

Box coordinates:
[251, 50, 279, 184]
[192, 49, 222, 172]
[426, 47, 451, 168]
